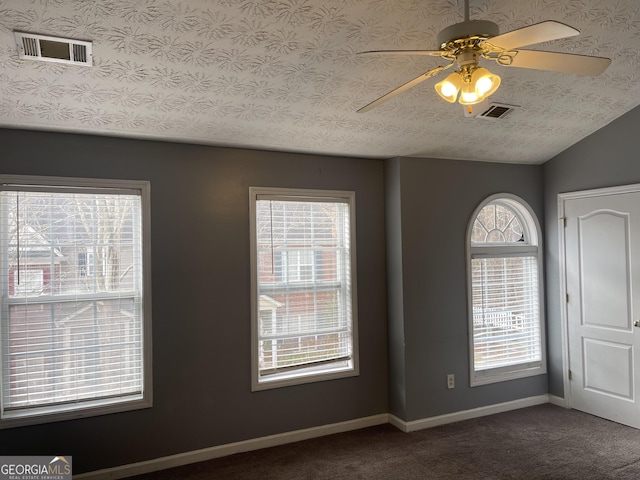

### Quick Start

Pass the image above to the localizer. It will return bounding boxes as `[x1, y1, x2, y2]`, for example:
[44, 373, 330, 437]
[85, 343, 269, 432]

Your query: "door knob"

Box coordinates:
[635, 320, 640, 328]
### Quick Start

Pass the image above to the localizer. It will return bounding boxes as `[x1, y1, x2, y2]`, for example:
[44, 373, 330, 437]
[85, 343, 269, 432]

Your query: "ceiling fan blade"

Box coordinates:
[356, 65, 447, 113]
[505, 50, 611, 76]
[358, 50, 449, 57]
[485, 20, 579, 51]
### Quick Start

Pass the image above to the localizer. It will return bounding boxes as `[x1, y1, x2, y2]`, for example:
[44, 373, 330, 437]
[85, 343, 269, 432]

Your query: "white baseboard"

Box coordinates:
[548, 394, 567, 407]
[389, 394, 551, 433]
[78, 395, 556, 479]
[74, 413, 389, 480]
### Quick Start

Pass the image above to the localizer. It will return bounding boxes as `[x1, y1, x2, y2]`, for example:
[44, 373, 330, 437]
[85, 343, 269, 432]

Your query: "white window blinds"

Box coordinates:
[471, 255, 541, 370]
[252, 189, 357, 388]
[0, 185, 147, 420]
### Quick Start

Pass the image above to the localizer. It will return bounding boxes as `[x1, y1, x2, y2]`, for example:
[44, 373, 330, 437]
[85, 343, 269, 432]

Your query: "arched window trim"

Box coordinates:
[466, 193, 547, 387]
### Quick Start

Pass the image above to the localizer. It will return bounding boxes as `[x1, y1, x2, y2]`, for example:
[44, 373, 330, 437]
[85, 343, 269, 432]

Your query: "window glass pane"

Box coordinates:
[472, 203, 524, 244]
[255, 197, 353, 380]
[1, 188, 145, 416]
[7, 298, 142, 409]
[4, 192, 139, 297]
[13, 269, 44, 295]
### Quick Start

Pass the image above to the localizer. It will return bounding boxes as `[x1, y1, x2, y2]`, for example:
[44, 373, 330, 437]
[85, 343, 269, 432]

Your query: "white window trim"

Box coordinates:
[249, 187, 359, 391]
[0, 174, 152, 429]
[466, 193, 546, 387]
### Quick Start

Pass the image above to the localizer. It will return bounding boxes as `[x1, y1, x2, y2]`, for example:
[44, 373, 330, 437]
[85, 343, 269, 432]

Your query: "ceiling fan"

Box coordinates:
[356, 0, 611, 113]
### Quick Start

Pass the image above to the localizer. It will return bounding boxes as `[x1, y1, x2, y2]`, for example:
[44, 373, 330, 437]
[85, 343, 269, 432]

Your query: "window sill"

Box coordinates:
[0, 394, 151, 429]
[471, 364, 546, 387]
[252, 361, 357, 391]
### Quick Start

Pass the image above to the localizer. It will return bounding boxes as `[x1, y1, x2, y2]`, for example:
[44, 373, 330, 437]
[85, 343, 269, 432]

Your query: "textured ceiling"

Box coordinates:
[0, 0, 639, 164]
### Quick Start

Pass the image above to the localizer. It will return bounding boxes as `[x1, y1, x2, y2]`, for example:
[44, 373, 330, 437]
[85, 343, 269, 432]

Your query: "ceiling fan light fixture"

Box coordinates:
[435, 63, 501, 106]
[435, 72, 463, 103]
[458, 66, 501, 105]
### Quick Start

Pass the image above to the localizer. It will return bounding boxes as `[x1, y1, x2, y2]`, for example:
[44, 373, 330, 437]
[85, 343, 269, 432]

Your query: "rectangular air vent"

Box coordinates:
[14, 32, 92, 66]
[476, 103, 518, 120]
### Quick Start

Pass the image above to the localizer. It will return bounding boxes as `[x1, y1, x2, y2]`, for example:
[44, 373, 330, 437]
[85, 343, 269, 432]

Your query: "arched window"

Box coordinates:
[467, 194, 546, 386]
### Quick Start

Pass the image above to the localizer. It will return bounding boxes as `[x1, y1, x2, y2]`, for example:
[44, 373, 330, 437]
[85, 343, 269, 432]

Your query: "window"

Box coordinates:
[467, 194, 546, 386]
[0, 175, 151, 428]
[284, 250, 314, 282]
[250, 187, 358, 390]
[77, 250, 95, 277]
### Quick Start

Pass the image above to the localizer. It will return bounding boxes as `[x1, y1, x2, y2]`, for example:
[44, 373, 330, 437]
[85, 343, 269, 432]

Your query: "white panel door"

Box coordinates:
[564, 191, 640, 428]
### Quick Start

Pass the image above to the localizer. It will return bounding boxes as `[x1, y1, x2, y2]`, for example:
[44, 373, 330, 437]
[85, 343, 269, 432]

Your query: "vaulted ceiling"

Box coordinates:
[0, 0, 638, 164]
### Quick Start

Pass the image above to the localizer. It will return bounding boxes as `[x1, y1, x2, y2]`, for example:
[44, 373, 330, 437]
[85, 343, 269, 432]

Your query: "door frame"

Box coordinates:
[558, 183, 640, 409]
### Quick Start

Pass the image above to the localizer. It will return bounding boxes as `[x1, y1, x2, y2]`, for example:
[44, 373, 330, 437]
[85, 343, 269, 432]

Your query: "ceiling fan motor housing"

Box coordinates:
[437, 20, 500, 49]
[457, 50, 480, 69]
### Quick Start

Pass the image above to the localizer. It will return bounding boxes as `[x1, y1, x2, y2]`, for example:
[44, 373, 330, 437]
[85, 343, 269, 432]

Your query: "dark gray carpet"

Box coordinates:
[129, 404, 640, 479]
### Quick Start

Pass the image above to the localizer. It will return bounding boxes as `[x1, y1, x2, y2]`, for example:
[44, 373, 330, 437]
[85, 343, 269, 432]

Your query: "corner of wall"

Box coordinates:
[384, 158, 408, 420]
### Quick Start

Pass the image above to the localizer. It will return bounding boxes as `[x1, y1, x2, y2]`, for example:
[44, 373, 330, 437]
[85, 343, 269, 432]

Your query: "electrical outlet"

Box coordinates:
[447, 374, 455, 389]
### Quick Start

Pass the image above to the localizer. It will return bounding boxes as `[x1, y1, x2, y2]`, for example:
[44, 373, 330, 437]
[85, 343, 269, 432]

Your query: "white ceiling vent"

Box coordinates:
[476, 103, 519, 120]
[14, 32, 92, 66]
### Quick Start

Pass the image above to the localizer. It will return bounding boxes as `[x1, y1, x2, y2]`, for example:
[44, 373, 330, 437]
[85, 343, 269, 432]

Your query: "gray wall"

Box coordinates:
[543, 105, 640, 397]
[6, 109, 618, 471]
[0, 128, 389, 474]
[386, 157, 547, 421]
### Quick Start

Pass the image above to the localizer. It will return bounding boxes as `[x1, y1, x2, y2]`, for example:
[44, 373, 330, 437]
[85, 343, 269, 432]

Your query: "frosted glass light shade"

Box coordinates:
[435, 72, 463, 103]
[459, 81, 480, 105]
[472, 67, 501, 98]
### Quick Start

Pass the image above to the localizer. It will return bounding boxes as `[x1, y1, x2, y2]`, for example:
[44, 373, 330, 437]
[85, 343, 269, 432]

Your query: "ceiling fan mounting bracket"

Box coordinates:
[437, 20, 500, 51]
